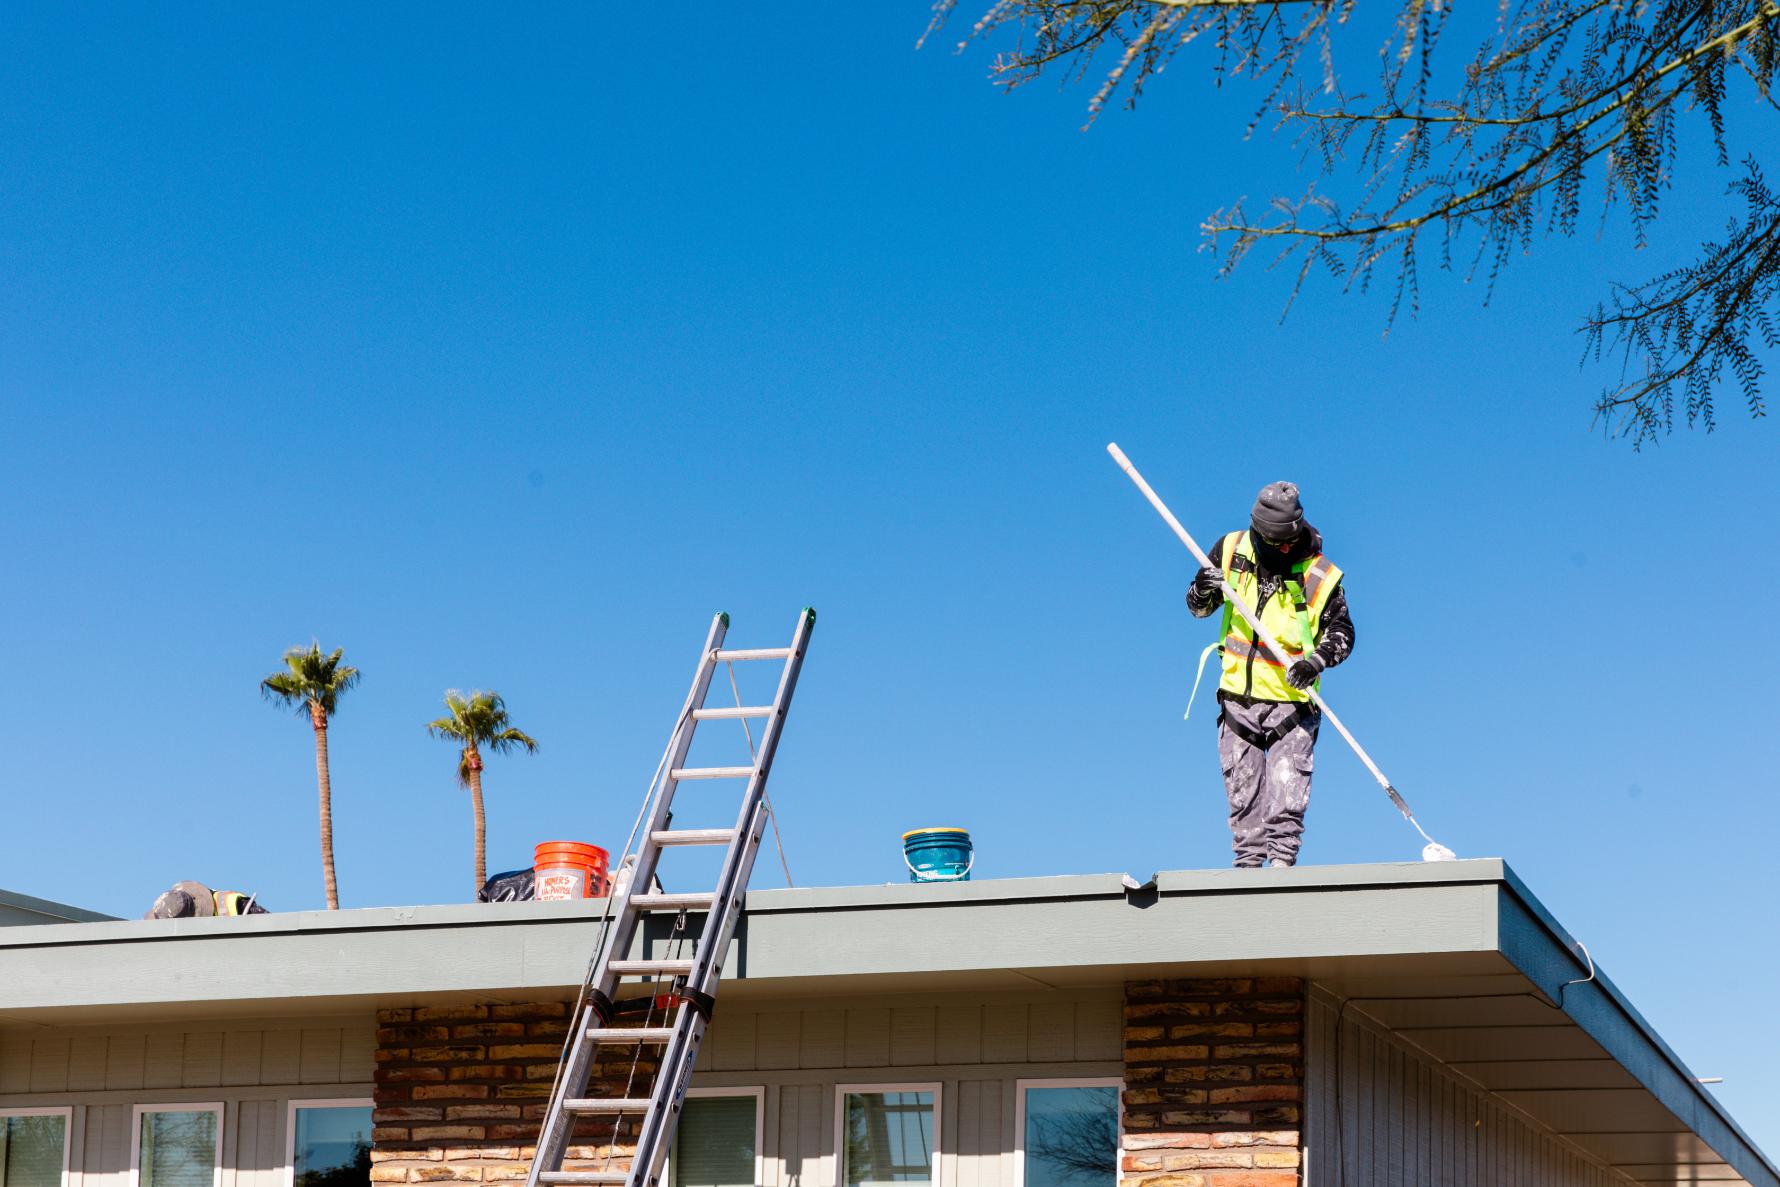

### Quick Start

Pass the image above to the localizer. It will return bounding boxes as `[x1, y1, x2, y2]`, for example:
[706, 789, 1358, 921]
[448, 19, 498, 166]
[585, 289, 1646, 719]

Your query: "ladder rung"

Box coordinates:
[540, 1174, 629, 1185]
[607, 959, 695, 976]
[629, 892, 716, 910]
[586, 1027, 676, 1043]
[670, 765, 755, 780]
[563, 1098, 653, 1113]
[651, 828, 735, 847]
[691, 705, 773, 719]
[713, 647, 792, 661]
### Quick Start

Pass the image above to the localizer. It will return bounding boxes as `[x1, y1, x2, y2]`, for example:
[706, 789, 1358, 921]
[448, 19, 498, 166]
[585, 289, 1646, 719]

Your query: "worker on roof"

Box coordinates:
[1187, 482, 1354, 868]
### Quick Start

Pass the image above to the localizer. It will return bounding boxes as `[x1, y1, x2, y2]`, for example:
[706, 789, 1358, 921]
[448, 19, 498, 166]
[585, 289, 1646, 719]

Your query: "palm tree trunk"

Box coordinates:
[467, 754, 487, 895]
[311, 702, 340, 910]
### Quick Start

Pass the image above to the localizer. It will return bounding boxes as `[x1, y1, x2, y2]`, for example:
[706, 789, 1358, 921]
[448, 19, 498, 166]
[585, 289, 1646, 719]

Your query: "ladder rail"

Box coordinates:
[524, 608, 816, 1187]
[624, 607, 815, 1187]
[523, 612, 729, 1187]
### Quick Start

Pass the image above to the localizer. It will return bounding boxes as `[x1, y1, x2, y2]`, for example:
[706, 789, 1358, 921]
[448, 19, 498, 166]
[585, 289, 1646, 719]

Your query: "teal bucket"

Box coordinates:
[903, 827, 973, 883]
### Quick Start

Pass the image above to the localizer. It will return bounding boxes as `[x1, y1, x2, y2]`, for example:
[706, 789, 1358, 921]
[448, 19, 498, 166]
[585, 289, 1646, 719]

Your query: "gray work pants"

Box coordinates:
[1217, 698, 1320, 867]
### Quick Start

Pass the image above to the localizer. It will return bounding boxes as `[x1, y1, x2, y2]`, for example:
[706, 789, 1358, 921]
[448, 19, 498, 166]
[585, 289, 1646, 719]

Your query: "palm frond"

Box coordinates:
[427, 690, 540, 765]
[262, 641, 359, 718]
[486, 727, 540, 756]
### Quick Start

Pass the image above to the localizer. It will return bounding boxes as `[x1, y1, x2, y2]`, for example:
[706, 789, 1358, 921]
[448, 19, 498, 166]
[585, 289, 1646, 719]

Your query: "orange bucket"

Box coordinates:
[533, 841, 610, 900]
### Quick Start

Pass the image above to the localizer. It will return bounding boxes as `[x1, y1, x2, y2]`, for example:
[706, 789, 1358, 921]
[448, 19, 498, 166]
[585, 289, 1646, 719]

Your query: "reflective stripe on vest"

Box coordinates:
[1222, 633, 1303, 667]
[1217, 531, 1343, 703]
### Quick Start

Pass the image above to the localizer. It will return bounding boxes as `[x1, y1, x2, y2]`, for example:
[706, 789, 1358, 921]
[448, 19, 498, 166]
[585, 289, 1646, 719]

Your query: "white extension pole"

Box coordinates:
[1106, 442, 1456, 861]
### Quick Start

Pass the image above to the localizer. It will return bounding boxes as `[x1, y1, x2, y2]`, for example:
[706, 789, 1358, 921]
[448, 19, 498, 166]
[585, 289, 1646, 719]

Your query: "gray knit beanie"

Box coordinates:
[1251, 481, 1305, 543]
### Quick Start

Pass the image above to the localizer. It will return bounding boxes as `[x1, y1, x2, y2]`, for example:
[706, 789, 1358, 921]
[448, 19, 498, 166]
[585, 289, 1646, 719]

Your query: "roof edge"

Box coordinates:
[0, 861, 1515, 950]
[1495, 862, 1778, 1185]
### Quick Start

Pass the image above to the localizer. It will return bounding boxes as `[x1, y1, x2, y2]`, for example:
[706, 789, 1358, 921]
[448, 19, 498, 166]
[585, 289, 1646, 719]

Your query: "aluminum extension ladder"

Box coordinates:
[524, 609, 815, 1187]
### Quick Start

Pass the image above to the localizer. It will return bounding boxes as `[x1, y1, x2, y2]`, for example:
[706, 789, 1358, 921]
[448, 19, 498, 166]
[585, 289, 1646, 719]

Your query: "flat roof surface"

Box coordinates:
[0, 859, 1768, 1187]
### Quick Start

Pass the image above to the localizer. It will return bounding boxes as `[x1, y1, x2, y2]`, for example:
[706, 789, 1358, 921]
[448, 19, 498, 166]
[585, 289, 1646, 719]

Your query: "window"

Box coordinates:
[1015, 1080, 1121, 1187]
[286, 1100, 372, 1187]
[0, 1108, 71, 1187]
[669, 1089, 762, 1187]
[131, 1106, 222, 1187]
[834, 1085, 941, 1187]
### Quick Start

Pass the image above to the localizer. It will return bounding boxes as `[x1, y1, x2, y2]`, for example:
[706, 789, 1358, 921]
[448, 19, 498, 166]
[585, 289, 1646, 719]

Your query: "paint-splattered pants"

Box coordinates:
[1218, 698, 1320, 868]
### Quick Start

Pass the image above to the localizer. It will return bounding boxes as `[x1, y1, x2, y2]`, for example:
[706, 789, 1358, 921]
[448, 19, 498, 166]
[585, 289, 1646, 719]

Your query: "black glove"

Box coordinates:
[1191, 566, 1223, 600]
[1286, 656, 1324, 690]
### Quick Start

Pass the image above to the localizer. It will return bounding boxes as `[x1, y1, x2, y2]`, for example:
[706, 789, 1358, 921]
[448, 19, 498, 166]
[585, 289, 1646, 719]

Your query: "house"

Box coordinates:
[0, 860, 1771, 1187]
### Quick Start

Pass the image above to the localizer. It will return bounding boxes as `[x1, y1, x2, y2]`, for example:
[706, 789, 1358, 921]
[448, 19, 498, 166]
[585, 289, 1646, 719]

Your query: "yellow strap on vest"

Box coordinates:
[1184, 639, 1221, 721]
[1186, 532, 1242, 722]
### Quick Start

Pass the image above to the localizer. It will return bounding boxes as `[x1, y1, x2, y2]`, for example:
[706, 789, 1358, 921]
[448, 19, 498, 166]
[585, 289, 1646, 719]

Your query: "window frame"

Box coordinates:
[0, 1105, 75, 1187]
[284, 1097, 374, 1187]
[831, 1081, 944, 1187]
[128, 1103, 224, 1187]
[1012, 1077, 1125, 1187]
[664, 1086, 765, 1187]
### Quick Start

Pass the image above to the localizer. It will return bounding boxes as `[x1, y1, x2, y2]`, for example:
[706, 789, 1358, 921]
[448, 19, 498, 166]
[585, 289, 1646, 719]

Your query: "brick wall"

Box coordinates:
[371, 1003, 657, 1184]
[1121, 977, 1305, 1187]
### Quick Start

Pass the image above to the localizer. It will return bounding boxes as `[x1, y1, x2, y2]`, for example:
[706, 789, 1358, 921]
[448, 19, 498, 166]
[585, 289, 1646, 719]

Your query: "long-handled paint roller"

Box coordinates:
[1106, 442, 1458, 863]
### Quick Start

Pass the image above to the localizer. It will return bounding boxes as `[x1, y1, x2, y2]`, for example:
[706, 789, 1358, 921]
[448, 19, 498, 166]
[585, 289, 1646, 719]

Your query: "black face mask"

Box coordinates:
[1253, 530, 1307, 573]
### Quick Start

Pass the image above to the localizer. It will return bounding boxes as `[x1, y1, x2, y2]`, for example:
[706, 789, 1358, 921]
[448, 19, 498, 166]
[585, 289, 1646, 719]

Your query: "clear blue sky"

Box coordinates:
[3, 0, 1775, 1150]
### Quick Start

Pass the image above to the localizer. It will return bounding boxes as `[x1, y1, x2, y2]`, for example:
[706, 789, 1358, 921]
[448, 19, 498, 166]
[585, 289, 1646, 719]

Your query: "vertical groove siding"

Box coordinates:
[1306, 995, 1621, 1187]
[8, 991, 1123, 1187]
[695, 994, 1118, 1187]
[1, 1026, 369, 1093]
[2, 1022, 373, 1187]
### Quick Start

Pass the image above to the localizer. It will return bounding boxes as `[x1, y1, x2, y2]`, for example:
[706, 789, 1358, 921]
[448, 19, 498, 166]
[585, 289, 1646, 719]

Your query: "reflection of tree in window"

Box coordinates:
[3, 1114, 69, 1187]
[141, 1112, 217, 1187]
[843, 1093, 934, 1187]
[1024, 1088, 1118, 1187]
[294, 1140, 369, 1187]
[294, 1108, 373, 1187]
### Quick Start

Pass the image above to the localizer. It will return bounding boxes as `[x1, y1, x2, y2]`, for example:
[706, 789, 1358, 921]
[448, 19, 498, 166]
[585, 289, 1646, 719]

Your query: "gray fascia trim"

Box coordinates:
[0, 888, 117, 924]
[1495, 863, 1779, 1186]
[0, 861, 1510, 951]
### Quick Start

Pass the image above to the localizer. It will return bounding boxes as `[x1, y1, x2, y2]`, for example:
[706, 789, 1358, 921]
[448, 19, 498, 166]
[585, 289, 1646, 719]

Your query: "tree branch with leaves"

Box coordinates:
[929, 0, 1780, 443]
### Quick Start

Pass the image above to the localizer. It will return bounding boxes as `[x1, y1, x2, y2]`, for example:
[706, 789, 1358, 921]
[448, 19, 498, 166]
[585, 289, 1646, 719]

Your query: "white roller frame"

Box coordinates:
[1106, 442, 1456, 862]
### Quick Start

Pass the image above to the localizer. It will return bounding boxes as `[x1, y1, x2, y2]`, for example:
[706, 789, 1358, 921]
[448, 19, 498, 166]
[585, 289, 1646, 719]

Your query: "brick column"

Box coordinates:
[371, 1003, 659, 1184]
[1120, 977, 1305, 1187]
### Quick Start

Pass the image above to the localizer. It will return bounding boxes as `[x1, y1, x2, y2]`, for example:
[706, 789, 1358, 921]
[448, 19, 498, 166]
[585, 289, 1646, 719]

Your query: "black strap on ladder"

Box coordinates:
[523, 609, 815, 1187]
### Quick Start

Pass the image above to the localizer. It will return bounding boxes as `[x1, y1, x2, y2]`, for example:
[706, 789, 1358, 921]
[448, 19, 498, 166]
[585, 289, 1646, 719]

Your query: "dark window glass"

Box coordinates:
[1023, 1086, 1118, 1187]
[293, 1107, 371, 1187]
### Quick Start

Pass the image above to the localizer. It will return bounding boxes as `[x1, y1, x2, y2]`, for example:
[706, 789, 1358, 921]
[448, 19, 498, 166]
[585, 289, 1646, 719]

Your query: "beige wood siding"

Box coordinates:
[1306, 992, 1624, 1187]
[5, 990, 1121, 1187]
[2, 1019, 373, 1187]
[685, 990, 1121, 1187]
[694, 992, 1123, 1073]
[2, 1022, 374, 1095]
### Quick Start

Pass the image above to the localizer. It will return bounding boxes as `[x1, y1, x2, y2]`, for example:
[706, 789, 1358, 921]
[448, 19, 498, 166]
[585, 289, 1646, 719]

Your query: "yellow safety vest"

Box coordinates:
[213, 890, 257, 916]
[1217, 531, 1343, 703]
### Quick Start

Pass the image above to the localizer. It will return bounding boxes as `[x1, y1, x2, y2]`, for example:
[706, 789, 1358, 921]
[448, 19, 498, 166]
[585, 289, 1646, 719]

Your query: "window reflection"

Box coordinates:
[293, 1107, 371, 1187]
[1024, 1086, 1119, 1187]
[842, 1092, 934, 1187]
[1, 1114, 68, 1187]
[139, 1111, 217, 1187]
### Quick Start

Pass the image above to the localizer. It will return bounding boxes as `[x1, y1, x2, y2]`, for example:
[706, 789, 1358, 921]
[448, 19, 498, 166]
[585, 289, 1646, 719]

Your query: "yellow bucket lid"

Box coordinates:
[902, 827, 970, 840]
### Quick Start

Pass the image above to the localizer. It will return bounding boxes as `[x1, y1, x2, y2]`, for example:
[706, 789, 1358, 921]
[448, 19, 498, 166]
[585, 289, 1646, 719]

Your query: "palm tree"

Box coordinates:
[426, 691, 538, 894]
[261, 643, 360, 910]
